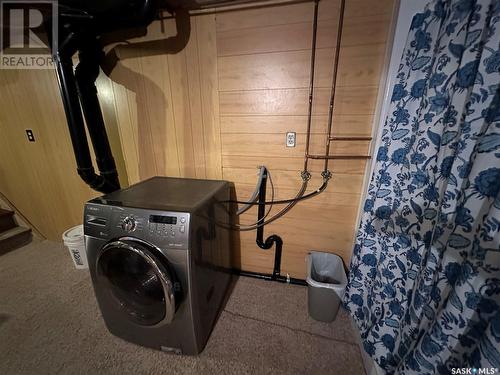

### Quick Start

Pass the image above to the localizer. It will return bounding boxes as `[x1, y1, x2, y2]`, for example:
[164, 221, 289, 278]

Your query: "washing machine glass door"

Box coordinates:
[96, 239, 176, 326]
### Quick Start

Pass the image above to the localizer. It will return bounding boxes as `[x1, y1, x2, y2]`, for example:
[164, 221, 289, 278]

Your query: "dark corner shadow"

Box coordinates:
[219, 182, 241, 312]
[223, 182, 241, 306]
[0, 313, 10, 328]
[229, 182, 242, 276]
[99, 10, 191, 180]
[101, 9, 191, 62]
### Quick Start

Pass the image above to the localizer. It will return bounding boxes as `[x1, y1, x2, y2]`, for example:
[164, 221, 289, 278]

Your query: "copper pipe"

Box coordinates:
[302, 0, 320, 174]
[328, 136, 372, 141]
[177, 0, 312, 15]
[307, 154, 372, 160]
[322, 0, 346, 171]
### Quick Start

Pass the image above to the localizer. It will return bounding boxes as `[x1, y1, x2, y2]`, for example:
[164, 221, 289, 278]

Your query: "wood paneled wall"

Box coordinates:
[0, 0, 395, 278]
[105, 13, 222, 183]
[216, 0, 395, 276]
[0, 69, 99, 240]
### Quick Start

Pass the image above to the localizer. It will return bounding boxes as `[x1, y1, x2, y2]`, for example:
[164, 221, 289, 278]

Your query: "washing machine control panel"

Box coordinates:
[147, 214, 189, 242]
[84, 204, 190, 250]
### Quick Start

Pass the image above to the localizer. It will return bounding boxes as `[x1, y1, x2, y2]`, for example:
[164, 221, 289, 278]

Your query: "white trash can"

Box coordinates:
[62, 225, 88, 269]
[306, 251, 347, 322]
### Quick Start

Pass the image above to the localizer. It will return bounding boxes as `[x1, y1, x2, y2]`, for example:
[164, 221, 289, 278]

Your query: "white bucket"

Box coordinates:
[62, 225, 87, 269]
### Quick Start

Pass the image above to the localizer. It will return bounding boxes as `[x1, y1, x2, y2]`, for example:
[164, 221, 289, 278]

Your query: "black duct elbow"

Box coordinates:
[77, 167, 120, 194]
[51, 0, 164, 194]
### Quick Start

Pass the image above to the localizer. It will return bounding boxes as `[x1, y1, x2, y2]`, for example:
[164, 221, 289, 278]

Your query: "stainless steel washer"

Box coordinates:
[84, 177, 233, 354]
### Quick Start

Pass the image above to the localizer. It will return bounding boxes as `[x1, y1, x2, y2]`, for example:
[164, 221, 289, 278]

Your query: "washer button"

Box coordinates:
[171, 231, 175, 237]
[179, 225, 185, 233]
[180, 217, 186, 223]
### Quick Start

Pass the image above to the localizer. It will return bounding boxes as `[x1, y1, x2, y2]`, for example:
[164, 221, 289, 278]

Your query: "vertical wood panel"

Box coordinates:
[97, 74, 130, 187]
[106, 15, 222, 180]
[0, 70, 96, 240]
[184, 19, 208, 179]
[167, 51, 196, 177]
[196, 14, 223, 179]
[110, 80, 141, 184]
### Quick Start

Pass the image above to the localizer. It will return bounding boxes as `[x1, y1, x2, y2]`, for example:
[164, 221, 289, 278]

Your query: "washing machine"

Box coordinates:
[84, 177, 234, 355]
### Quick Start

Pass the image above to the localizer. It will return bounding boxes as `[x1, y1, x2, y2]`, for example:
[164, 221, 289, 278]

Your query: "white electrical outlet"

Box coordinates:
[286, 132, 296, 147]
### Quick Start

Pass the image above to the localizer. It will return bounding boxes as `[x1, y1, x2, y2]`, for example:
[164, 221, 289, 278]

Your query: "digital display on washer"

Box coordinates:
[149, 215, 177, 224]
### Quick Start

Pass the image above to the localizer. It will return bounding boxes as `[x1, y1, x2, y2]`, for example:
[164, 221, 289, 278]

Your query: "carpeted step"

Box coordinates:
[0, 226, 32, 255]
[0, 208, 16, 233]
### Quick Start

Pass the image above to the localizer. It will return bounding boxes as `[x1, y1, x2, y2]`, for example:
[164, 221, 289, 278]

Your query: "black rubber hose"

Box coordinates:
[255, 168, 283, 278]
[227, 181, 328, 206]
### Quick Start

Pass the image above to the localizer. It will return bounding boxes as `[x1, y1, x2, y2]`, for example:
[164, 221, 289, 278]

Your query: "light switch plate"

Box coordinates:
[286, 132, 296, 147]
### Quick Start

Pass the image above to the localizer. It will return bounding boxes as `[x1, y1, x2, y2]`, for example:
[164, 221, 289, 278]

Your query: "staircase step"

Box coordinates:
[0, 208, 16, 233]
[0, 226, 32, 256]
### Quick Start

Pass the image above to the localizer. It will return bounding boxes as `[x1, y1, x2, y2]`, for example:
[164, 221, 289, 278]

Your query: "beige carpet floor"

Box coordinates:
[0, 240, 365, 375]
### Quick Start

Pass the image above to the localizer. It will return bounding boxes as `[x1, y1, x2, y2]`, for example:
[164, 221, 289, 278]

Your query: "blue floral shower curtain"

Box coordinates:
[344, 0, 500, 373]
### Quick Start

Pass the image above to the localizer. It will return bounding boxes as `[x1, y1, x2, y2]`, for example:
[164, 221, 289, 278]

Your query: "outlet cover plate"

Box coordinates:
[26, 129, 35, 142]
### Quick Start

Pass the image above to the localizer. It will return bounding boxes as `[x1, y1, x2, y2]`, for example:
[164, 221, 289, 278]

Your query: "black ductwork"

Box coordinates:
[50, 0, 271, 193]
[51, 0, 160, 193]
[54, 36, 120, 194]
[75, 40, 120, 192]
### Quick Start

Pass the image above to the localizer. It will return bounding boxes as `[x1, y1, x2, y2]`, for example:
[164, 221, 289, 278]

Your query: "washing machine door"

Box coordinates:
[96, 239, 176, 326]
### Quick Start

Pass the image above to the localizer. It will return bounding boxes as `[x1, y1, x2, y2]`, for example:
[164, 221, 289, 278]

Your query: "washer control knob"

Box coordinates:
[121, 217, 136, 232]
